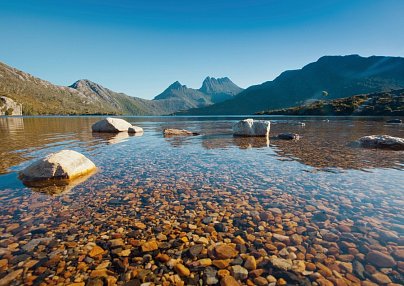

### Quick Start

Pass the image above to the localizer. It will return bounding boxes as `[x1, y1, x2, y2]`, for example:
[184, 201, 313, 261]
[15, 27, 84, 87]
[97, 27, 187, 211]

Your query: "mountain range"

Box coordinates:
[1, 55, 404, 116]
[0, 61, 243, 115]
[178, 55, 404, 115]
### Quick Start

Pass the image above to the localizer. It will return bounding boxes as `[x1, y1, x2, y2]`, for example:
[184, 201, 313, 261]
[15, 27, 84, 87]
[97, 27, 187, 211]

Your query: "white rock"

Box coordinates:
[358, 135, 404, 150]
[232, 119, 270, 137]
[92, 117, 133, 133]
[128, 126, 144, 133]
[20, 150, 96, 184]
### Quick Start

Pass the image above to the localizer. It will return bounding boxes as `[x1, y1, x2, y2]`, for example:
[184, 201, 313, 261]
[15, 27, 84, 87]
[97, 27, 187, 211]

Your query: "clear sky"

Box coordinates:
[0, 0, 403, 99]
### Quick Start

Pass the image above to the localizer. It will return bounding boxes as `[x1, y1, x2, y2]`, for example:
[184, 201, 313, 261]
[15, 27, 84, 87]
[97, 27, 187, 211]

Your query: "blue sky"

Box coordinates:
[0, 0, 403, 99]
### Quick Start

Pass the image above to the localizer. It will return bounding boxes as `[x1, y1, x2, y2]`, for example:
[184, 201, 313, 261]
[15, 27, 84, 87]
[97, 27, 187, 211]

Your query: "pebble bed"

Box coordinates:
[0, 117, 403, 286]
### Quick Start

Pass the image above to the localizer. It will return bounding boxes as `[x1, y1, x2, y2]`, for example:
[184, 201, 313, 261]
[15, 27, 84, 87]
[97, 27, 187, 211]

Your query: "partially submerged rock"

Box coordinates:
[128, 126, 144, 133]
[92, 117, 143, 133]
[356, 135, 404, 150]
[386, 119, 402, 124]
[163, 128, 199, 136]
[19, 150, 96, 185]
[277, 133, 300, 140]
[232, 119, 270, 137]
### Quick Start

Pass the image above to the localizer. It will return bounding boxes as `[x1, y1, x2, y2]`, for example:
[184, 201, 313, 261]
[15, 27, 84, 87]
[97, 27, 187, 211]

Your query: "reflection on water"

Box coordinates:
[0, 116, 403, 285]
[0, 116, 403, 173]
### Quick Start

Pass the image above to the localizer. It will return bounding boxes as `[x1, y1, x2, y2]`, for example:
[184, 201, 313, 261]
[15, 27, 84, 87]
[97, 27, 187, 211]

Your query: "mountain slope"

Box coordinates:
[0, 61, 243, 115]
[257, 89, 404, 116]
[179, 55, 404, 115]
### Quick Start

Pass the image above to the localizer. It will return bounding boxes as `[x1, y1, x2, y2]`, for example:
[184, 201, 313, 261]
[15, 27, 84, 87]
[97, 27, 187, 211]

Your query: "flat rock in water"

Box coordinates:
[277, 133, 300, 140]
[357, 135, 404, 150]
[232, 119, 270, 137]
[92, 117, 138, 133]
[386, 119, 402, 123]
[19, 150, 96, 184]
[163, 128, 199, 136]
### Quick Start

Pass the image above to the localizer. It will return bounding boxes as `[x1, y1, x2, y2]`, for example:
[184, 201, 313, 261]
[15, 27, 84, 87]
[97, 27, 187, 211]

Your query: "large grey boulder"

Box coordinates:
[358, 135, 404, 150]
[19, 150, 96, 184]
[92, 117, 143, 133]
[232, 119, 270, 137]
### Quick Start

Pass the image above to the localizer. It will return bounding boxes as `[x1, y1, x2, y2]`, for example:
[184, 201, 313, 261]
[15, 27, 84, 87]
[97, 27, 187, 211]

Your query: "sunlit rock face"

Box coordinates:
[19, 150, 96, 184]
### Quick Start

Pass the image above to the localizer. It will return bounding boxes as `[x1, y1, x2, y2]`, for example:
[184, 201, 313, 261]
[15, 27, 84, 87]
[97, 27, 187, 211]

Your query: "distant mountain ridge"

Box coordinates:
[0, 61, 242, 115]
[153, 77, 243, 111]
[179, 55, 404, 115]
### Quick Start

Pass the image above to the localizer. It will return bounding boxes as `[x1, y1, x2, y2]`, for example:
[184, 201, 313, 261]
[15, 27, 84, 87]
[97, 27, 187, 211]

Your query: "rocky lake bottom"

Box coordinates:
[0, 116, 403, 286]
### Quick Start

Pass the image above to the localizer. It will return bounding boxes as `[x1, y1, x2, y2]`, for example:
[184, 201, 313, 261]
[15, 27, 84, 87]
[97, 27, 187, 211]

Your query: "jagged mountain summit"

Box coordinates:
[153, 77, 243, 111]
[200, 76, 244, 102]
[179, 55, 404, 115]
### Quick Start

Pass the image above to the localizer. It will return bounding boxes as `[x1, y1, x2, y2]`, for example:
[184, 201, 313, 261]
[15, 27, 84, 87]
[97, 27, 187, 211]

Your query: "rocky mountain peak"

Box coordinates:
[167, 81, 186, 90]
[199, 76, 243, 96]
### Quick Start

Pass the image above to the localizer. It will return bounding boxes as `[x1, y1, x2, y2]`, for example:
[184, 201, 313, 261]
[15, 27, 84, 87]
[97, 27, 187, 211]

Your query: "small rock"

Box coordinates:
[0, 269, 23, 286]
[244, 256, 256, 270]
[221, 275, 240, 286]
[215, 244, 238, 259]
[230, 265, 248, 280]
[277, 133, 300, 140]
[366, 250, 396, 268]
[89, 245, 104, 258]
[141, 241, 159, 252]
[175, 263, 190, 277]
[204, 267, 219, 285]
[371, 272, 392, 284]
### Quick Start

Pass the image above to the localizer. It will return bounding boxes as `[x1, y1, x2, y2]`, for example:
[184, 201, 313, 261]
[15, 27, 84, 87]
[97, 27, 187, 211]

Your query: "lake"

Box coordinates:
[0, 116, 403, 285]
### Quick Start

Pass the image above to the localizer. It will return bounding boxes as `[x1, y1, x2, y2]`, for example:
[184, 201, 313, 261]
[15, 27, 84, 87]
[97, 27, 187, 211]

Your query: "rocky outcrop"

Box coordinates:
[92, 118, 143, 133]
[0, 96, 22, 115]
[163, 129, 199, 136]
[357, 135, 404, 150]
[19, 150, 96, 185]
[232, 119, 270, 137]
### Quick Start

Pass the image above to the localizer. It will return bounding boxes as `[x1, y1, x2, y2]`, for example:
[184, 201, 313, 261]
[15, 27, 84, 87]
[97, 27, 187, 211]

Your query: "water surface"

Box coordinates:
[0, 116, 403, 285]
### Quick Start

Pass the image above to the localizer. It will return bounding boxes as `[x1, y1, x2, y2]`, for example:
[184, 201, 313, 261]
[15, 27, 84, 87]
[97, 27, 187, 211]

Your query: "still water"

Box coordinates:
[0, 116, 403, 285]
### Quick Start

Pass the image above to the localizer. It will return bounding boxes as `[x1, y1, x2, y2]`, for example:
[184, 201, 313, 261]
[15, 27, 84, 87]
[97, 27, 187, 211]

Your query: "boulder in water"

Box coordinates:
[92, 117, 142, 133]
[19, 150, 96, 185]
[232, 119, 270, 137]
[357, 135, 404, 150]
